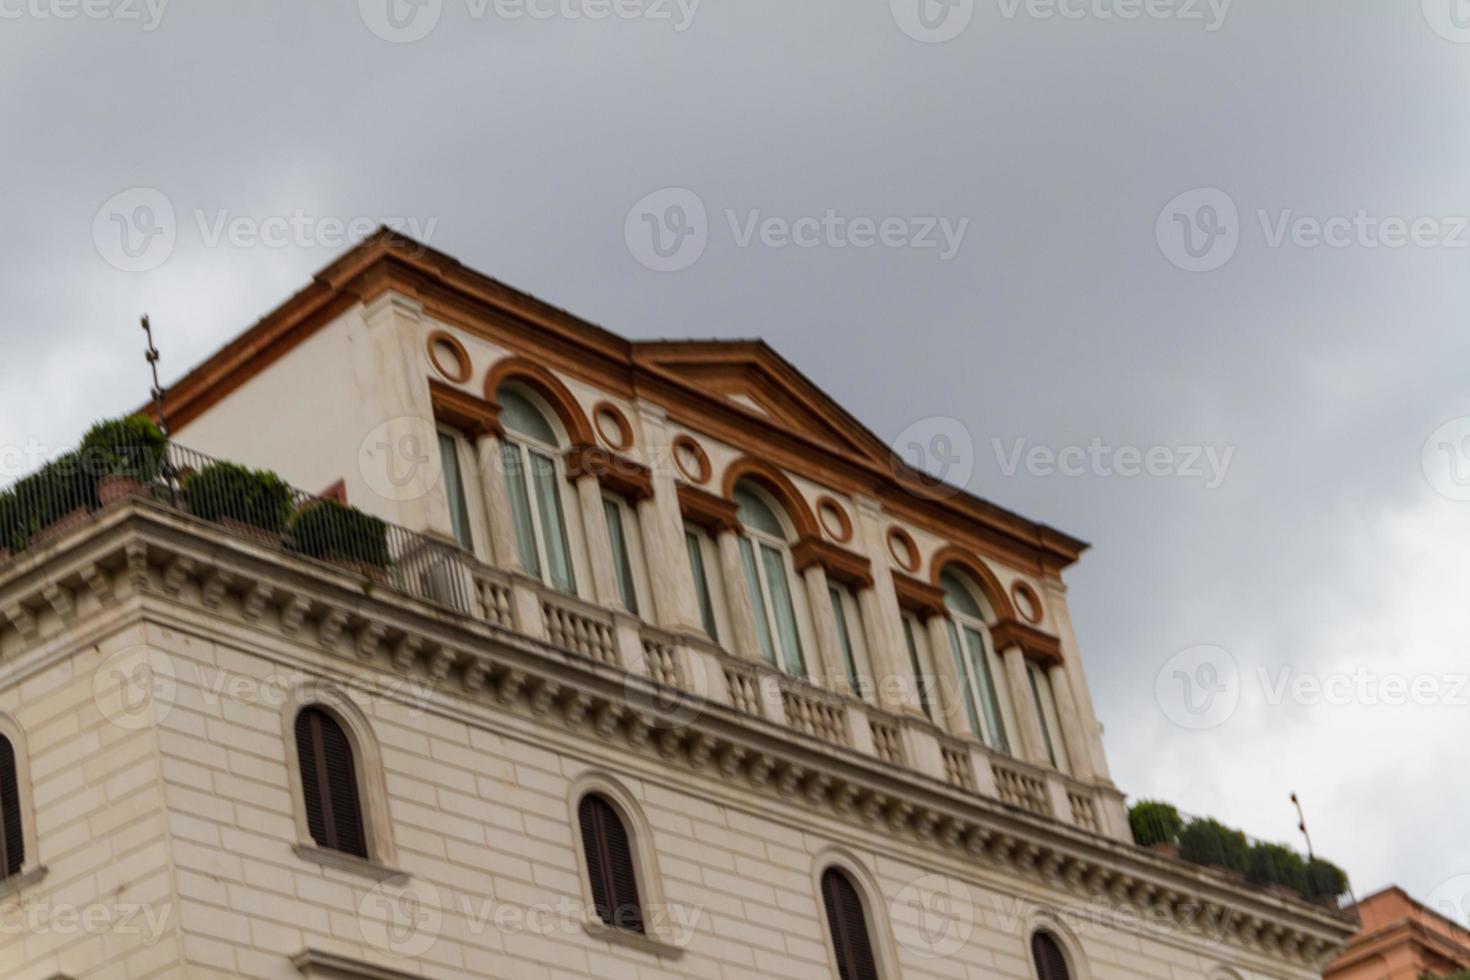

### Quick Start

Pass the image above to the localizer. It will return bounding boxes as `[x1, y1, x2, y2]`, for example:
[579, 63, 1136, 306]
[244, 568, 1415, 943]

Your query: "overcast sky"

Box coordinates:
[3, 0, 1467, 910]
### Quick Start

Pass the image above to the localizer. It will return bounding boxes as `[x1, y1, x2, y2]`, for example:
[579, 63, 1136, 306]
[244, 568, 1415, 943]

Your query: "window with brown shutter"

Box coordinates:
[0, 735, 21, 879]
[295, 707, 368, 859]
[578, 794, 644, 934]
[821, 868, 880, 980]
[1032, 931, 1073, 980]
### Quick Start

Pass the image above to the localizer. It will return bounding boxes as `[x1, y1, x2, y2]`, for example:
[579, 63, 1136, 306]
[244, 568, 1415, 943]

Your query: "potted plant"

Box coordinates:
[80, 415, 167, 505]
[6, 453, 99, 550]
[1129, 801, 1184, 859]
[1303, 857, 1349, 907]
[183, 462, 294, 544]
[1246, 842, 1307, 899]
[288, 499, 391, 582]
[1178, 818, 1250, 880]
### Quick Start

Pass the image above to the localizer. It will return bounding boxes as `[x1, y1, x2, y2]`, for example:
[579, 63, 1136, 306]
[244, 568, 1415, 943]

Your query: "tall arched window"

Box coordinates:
[1032, 931, 1073, 980]
[821, 868, 880, 980]
[0, 734, 23, 879]
[578, 794, 644, 934]
[499, 386, 578, 595]
[941, 570, 1011, 754]
[295, 707, 368, 859]
[735, 483, 808, 677]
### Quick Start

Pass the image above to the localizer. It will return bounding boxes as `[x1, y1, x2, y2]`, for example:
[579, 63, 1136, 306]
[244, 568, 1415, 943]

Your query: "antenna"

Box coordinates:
[141, 314, 168, 436]
[1290, 792, 1315, 861]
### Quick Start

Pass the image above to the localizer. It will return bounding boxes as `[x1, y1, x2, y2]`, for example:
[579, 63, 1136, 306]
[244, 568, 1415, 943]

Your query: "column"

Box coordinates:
[574, 473, 620, 607]
[635, 402, 706, 635]
[856, 586, 910, 714]
[1048, 662, 1093, 781]
[715, 529, 763, 663]
[925, 614, 971, 738]
[800, 563, 848, 692]
[473, 432, 524, 574]
[634, 494, 684, 629]
[1002, 645, 1049, 767]
[853, 494, 922, 717]
[1044, 578, 1114, 782]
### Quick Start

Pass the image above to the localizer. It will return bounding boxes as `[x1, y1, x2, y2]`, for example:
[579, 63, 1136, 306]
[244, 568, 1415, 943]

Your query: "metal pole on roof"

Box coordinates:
[1290, 792, 1315, 861]
[141, 314, 169, 437]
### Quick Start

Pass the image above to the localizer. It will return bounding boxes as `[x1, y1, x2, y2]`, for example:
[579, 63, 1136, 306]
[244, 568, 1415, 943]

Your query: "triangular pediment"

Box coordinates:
[632, 341, 891, 465]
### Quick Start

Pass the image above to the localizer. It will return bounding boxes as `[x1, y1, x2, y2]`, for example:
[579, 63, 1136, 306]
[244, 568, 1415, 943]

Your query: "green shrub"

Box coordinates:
[79, 415, 167, 480]
[184, 463, 294, 534]
[289, 500, 391, 568]
[1303, 857, 1349, 902]
[1178, 818, 1250, 873]
[1246, 843, 1307, 893]
[0, 453, 99, 552]
[1129, 801, 1184, 848]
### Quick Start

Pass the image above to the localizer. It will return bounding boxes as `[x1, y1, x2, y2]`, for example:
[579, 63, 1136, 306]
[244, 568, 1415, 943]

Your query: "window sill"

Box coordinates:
[292, 947, 423, 980]
[582, 918, 688, 959]
[0, 864, 47, 899]
[292, 844, 405, 883]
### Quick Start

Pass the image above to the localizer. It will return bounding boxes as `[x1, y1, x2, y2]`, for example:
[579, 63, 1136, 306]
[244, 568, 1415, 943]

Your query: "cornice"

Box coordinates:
[0, 504, 1354, 968]
[990, 618, 1065, 668]
[791, 536, 874, 590]
[563, 443, 654, 502]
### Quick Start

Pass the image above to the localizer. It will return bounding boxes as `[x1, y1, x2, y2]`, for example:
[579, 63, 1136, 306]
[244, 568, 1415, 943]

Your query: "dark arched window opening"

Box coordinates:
[295, 707, 367, 859]
[578, 794, 644, 934]
[1032, 931, 1073, 980]
[0, 735, 22, 878]
[822, 868, 880, 980]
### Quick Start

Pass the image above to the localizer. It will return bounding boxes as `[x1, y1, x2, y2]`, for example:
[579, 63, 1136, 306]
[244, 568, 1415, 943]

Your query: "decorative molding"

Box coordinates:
[671, 434, 712, 484]
[426, 329, 473, 384]
[591, 400, 634, 452]
[563, 444, 654, 501]
[0, 507, 1354, 969]
[792, 536, 873, 590]
[676, 483, 741, 534]
[892, 573, 947, 620]
[991, 618, 1064, 668]
[429, 379, 501, 439]
[292, 948, 425, 980]
[887, 527, 921, 573]
[815, 495, 854, 544]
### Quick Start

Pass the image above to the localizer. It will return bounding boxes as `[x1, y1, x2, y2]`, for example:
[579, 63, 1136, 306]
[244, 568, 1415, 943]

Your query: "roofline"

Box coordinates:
[151, 228, 1090, 571]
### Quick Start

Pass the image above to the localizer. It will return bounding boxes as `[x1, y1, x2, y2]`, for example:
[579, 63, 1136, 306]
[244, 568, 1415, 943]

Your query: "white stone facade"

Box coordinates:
[0, 235, 1354, 978]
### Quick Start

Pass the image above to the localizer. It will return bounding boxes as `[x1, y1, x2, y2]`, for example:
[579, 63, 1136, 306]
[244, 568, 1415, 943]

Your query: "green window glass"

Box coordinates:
[903, 617, 935, 722]
[439, 432, 474, 551]
[501, 440, 540, 579]
[829, 586, 863, 697]
[760, 543, 806, 678]
[604, 497, 639, 615]
[739, 537, 777, 666]
[530, 451, 575, 594]
[686, 531, 718, 641]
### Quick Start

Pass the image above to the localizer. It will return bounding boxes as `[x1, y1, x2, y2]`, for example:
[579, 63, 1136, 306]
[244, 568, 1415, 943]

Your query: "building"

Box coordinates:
[1326, 887, 1470, 980]
[0, 230, 1355, 978]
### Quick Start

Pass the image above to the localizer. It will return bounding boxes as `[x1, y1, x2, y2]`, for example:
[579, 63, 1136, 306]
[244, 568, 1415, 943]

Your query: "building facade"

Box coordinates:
[0, 231, 1354, 978]
[1326, 887, 1470, 980]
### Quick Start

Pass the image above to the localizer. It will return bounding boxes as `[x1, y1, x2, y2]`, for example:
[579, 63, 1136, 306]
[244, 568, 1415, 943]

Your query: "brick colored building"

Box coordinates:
[1326, 886, 1470, 980]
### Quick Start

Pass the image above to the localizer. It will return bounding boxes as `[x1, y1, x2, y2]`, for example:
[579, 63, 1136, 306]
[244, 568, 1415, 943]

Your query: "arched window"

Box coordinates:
[499, 386, 578, 594]
[578, 794, 644, 934]
[294, 707, 368, 859]
[941, 570, 1011, 753]
[1032, 931, 1073, 980]
[821, 868, 880, 980]
[735, 483, 808, 677]
[0, 734, 22, 879]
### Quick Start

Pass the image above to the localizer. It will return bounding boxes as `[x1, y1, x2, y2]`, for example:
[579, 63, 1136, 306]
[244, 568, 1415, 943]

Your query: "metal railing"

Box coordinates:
[0, 442, 474, 615]
[1128, 801, 1351, 909]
